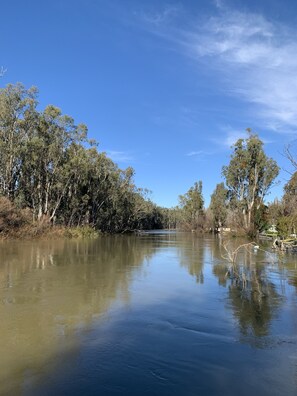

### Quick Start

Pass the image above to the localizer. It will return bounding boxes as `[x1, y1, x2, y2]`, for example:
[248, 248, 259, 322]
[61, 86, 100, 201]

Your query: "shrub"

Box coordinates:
[0, 197, 30, 234]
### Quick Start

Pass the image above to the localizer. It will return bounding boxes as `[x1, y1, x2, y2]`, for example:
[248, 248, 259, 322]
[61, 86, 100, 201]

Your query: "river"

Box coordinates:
[0, 232, 296, 395]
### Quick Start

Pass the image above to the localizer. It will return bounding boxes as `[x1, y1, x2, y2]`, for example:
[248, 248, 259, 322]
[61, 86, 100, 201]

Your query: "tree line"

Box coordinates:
[0, 83, 296, 237]
[0, 83, 164, 234]
[164, 130, 296, 238]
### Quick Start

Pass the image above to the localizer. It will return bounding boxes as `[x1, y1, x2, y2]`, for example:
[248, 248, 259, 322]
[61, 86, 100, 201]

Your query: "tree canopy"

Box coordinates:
[0, 83, 164, 233]
[0, 84, 294, 238]
[178, 181, 205, 230]
[222, 130, 279, 235]
[209, 182, 228, 230]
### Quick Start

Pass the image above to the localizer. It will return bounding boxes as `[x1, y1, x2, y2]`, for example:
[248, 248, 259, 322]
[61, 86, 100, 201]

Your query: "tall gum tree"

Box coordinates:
[222, 130, 279, 234]
[179, 181, 204, 230]
[209, 182, 228, 231]
[0, 83, 38, 199]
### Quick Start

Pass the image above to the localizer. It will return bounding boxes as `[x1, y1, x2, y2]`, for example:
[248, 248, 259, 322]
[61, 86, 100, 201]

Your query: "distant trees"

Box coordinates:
[209, 182, 228, 231]
[222, 130, 279, 236]
[178, 181, 205, 230]
[175, 132, 292, 237]
[0, 83, 164, 234]
[161, 207, 181, 230]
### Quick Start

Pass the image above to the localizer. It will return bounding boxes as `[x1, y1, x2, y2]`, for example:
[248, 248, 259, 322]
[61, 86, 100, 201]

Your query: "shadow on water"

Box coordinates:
[0, 236, 157, 395]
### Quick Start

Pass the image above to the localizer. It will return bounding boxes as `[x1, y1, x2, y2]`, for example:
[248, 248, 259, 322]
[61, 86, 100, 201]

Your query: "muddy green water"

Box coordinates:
[0, 232, 296, 395]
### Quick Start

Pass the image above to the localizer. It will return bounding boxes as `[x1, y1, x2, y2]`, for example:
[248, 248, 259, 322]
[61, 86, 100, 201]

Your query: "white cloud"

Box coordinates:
[211, 127, 247, 147]
[187, 150, 204, 156]
[225, 130, 247, 147]
[186, 11, 297, 131]
[186, 149, 216, 158]
[212, 126, 275, 147]
[140, 6, 297, 133]
[0, 66, 7, 77]
[213, 0, 225, 10]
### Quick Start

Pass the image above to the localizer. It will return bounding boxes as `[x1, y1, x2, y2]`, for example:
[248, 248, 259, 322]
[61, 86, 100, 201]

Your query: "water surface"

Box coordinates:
[0, 232, 296, 395]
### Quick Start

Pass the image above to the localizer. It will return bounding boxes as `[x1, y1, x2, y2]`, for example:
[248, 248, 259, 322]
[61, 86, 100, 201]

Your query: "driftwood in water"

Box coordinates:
[273, 238, 297, 252]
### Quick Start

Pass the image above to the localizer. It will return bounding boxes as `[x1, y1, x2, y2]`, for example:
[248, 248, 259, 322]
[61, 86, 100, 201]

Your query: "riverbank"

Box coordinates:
[0, 222, 101, 240]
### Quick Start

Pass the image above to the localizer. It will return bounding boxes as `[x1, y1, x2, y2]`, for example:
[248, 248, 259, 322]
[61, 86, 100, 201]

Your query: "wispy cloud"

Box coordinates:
[210, 124, 249, 147]
[187, 150, 204, 156]
[186, 10, 297, 131]
[213, 0, 225, 10]
[139, 5, 297, 133]
[186, 149, 216, 159]
[135, 4, 180, 26]
[212, 126, 275, 148]
[105, 150, 134, 163]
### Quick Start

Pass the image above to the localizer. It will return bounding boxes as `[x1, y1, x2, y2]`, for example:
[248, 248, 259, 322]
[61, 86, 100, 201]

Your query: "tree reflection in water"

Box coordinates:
[213, 237, 284, 343]
[0, 236, 156, 395]
[284, 254, 297, 292]
[177, 233, 205, 284]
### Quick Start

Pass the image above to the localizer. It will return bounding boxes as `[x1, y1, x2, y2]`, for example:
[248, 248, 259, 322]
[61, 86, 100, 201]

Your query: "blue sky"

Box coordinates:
[1, 0, 297, 207]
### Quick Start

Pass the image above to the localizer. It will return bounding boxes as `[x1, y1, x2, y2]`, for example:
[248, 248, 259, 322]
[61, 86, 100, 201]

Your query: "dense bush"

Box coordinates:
[0, 197, 29, 233]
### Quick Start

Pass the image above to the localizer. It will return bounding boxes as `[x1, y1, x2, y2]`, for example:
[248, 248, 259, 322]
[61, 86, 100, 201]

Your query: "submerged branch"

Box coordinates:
[220, 239, 278, 292]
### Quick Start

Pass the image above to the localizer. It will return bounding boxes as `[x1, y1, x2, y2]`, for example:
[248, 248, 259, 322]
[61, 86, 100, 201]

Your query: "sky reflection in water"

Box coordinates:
[0, 233, 296, 395]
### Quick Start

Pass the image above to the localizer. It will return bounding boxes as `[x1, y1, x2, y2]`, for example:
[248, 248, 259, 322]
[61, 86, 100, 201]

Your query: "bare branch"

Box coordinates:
[284, 141, 297, 171]
[221, 240, 256, 264]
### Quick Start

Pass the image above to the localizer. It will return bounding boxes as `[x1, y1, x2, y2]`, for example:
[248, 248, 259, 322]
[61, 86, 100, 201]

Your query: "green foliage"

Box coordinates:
[267, 173, 297, 237]
[283, 171, 297, 217]
[179, 181, 205, 230]
[276, 216, 297, 238]
[253, 203, 269, 234]
[161, 207, 181, 229]
[222, 130, 279, 233]
[276, 173, 297, 238]
[0, 83, 166, 234]
[209, 182, 228, 230]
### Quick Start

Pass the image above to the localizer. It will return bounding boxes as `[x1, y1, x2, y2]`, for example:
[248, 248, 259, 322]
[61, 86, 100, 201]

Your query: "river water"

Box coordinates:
[0, 231, 296, 395]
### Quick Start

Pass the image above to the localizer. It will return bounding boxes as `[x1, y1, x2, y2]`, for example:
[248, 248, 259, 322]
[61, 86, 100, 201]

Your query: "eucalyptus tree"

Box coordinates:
[55, 143, 122, 229]
[0, 83, 38, 199]
[19, 105, 88, 221]
[120, 189, 163, 231]
[0, 83, 167, 233]
[222, 131, 279, 234]
[209, 182, 228, 231]
[275, 171, 297, 237]
[179, 181, 204, 230]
